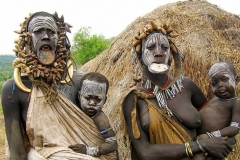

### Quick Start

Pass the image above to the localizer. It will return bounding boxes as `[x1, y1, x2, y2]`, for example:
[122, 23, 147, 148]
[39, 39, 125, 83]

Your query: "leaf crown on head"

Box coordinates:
[132, 19, 179, 55]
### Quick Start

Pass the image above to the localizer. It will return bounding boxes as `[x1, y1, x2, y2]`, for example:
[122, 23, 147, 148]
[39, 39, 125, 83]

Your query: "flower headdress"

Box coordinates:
[130, 19, 184, 89]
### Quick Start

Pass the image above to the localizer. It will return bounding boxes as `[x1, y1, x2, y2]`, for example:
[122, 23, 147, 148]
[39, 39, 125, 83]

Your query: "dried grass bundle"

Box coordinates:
[80, 1, 240, 159]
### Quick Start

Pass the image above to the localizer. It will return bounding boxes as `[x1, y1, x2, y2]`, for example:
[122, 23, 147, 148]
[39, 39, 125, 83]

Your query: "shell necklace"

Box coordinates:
[141, 75, 184, 117]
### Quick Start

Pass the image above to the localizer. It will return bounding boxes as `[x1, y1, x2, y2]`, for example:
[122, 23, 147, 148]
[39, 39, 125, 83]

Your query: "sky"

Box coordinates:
[0, 0, 239, 55]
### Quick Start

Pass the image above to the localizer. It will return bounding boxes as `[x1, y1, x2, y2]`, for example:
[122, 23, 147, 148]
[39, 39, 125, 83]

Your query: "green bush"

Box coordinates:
[71, 27, 114, 66]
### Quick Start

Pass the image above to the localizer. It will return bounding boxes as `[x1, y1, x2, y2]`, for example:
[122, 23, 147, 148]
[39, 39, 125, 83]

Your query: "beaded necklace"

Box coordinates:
[218, 97, 237, 101]
[141, 75, 184, 117]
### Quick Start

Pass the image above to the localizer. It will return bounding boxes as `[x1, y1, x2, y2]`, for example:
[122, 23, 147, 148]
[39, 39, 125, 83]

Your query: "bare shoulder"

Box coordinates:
[2, 78, 14, 91]
[122, 90, 135, 111]
[93, 111, 116, 137]
[233, 98, 240, 108]
[182, 76, 196, 87]
[93, 111, 111, 130]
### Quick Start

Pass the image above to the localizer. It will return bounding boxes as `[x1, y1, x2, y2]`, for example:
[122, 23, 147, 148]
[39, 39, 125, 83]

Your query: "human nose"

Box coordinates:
[217, 81, 224, 88]
[155, 45, 163, 56]
[41, 32, 50, 40]
[88, 99, 95, 105]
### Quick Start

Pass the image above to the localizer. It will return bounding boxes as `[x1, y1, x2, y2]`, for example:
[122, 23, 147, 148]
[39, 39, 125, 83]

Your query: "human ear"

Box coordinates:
[78, 91, 81, 100]
[235, 75, 239, 85]
[104, 96, 107, 104]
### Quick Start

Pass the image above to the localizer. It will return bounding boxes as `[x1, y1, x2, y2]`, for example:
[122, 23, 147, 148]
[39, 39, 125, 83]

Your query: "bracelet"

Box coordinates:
[230, 122, 240, 129]
[185, 142, 193, 157]
[196, 140, 206, 153]
[105, 136, 117, 142]
[86, 146, 100, 157]
[186, 142, 193, 157]
[211, 130, 221, 137]
[206, 132, 214, 138]
[184, 143, 189, 156]
[100, 128, 112, 134]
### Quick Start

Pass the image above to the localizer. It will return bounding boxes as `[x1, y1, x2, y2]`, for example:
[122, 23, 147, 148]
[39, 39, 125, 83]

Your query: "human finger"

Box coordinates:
[221, 136, 228, 140]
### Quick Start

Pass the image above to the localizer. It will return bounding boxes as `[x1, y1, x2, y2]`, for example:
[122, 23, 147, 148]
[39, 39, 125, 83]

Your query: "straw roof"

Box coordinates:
[80, 1, 240, 159]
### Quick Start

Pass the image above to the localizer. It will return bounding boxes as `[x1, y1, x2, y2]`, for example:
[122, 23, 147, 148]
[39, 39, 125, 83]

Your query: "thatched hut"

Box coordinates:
[80, 1, 240, 159]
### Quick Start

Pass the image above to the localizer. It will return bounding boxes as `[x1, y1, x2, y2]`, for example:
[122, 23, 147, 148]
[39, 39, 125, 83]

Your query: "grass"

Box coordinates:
[0, 107, 2, 116]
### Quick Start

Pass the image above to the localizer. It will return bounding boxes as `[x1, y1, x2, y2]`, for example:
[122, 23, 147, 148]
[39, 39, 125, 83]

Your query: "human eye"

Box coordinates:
[146, 43, 155, 50]
[48, 29, 56, 34]
[84, 95, 90, 100]
[211, 80, 216, 87]
[161, 43, 169, 50]
[222, 76, 229, 82]
[33, 28, 43, 34]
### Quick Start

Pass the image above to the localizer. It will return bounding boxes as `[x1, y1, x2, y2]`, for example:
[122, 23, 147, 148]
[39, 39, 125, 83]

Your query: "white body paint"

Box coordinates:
[80, 79, 107, 114]
[28, 16, 58, 50]
[142, 33, 170, 74]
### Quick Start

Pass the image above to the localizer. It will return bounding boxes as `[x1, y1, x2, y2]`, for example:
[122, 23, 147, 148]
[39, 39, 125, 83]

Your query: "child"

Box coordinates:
[194, 61, 240, 159]
[69, 72, 117, 158]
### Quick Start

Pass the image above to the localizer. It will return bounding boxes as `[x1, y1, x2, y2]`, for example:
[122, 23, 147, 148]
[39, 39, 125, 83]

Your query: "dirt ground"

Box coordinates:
[0, 115, 8, 160]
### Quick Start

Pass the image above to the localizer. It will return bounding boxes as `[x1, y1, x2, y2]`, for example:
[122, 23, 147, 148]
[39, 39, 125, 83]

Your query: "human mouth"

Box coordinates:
[40, 45, 52, 51]
[88, 108, 96, 113]
[219, 90, 227, 95]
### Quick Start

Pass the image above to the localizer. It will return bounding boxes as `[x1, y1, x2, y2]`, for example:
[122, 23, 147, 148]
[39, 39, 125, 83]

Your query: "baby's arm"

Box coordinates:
[69, 111, 117, 157]
[93, 111, 117, 155]
[207, 100, 240, 140]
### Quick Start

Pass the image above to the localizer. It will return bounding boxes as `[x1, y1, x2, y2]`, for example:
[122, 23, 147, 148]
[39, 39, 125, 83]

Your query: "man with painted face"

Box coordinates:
[1, 11, 108, 160]
[121, 20, 233, 159]
[69, 72, 117, 159]
[193, 61, 240, 160]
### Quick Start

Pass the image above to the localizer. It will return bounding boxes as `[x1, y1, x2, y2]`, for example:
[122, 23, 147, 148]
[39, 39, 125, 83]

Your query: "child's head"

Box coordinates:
[209, 61, 238, 99]
[78, 72, 109, 117]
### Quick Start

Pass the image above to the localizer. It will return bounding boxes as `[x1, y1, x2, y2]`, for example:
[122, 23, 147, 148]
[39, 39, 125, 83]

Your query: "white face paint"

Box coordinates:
[28, 16, 58, 51]
[142, 33, 170, 74]
[209, 62, 236, 90]
[79, 79, 107, 116]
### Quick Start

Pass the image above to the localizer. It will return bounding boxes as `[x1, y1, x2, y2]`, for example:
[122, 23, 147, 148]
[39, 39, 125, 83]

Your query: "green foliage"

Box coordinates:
[0, 55, 15, 94]
[0, 106, 2, 116]
[71, 27, 114, 66]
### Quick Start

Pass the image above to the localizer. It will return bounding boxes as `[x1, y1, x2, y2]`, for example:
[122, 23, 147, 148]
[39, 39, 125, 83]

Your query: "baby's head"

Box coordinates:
[78, 72, 109, 117]
[209, 61, 238, 99]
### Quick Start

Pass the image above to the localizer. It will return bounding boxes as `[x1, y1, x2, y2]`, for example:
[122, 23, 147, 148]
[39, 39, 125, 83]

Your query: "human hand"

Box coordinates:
[69, 144, 87, 154]
[199, 137, 232, 159]
[196, 133, 210, 140]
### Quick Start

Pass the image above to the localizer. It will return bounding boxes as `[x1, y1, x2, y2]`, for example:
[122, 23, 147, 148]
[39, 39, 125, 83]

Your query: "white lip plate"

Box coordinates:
[149, 63, 168, 73]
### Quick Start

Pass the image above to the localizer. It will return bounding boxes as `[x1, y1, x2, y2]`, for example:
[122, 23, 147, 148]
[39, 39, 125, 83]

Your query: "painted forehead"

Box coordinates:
[145, 33, 169, 45]
[28, 15, 58, 33]
[81, 79, 107, 94]
[209, 62, 234, 78]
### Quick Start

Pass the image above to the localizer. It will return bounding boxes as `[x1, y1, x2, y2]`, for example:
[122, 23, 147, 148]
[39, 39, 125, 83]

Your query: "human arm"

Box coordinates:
[122, 91, 232, 159]
[69, 111, 117, 156]
[2, 79, 28, 160]
[218, 99, 240, 137]
[93, 111, 117, 155]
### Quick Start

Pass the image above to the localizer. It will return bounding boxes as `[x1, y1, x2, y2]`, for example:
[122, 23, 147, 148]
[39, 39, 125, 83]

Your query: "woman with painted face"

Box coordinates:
[193, 61, 240, 160]
[2, 11, 108, 160]
[69, 72, 117, 159]
[121, 20, 233, 160]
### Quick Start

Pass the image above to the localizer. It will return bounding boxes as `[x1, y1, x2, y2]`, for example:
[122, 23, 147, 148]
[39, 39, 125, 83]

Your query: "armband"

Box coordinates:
[184, 142, 193, 157]
[86, 146, 100, 157]
[211, 130, 221, 137]
[230, 122, 240, 129]
[206, 132, 214, 138]
[105, 136, 117, 142]
[196, 140, 206, 153]
[100, 128, 112, 134]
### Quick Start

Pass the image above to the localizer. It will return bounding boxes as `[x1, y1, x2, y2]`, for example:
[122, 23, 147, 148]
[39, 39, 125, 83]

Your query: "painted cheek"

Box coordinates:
[32, 35, 37, 48]
[52, 35, 58, 47]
